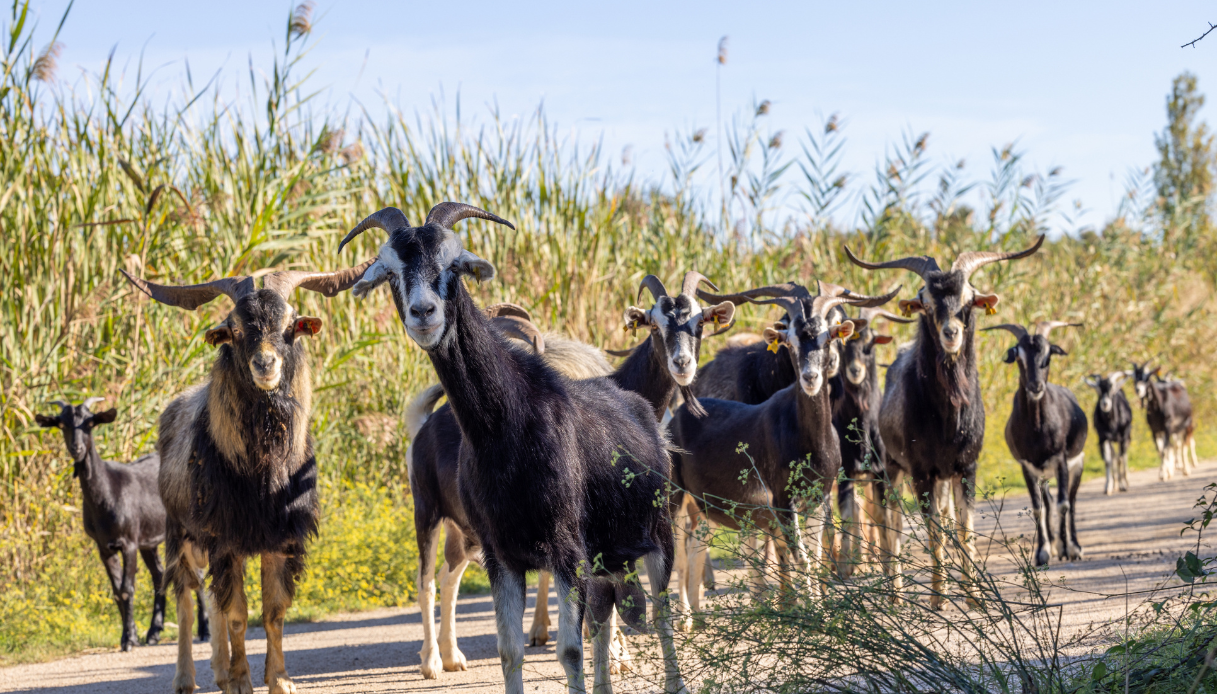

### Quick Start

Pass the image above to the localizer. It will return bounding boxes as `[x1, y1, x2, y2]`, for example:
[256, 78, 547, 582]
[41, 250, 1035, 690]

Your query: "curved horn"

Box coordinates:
[490, 315, 545, 354]
[1035, 320, 1082, 338]
[696, 282, 812, 306]
[843, 245, 941, 280]
[810, 285, 901, 319]
[751, 296, 805, 320]
[1108, 370, 1128, 386]
[49, 399, 71, 409]
[425, 202, 516, 231]
[262, 258, 378, 298]
[951, 234, 1045, 280]
[859, 307, 916, 324]
[606, 342, 642, 358]
[981, 323, 1029, 341]
[484, 303, 533, 322]
[681, 271, 718, 297]
[637, 275, 670, 303]
[82, 396, 105, 411]
[337, 207, 412, 253]
[120, 269, 254, 311]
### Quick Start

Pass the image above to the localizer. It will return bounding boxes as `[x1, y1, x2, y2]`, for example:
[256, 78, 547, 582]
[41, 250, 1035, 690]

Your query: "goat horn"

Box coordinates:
[262, 258, 378, 299]
[120, 268, 255, 311]
[484, 303, 533, 322]
[606, 343, 642, 358]
[1035, 320, 1082, 338]
[82, 397, 105, 411]
[811, 285, 901, 318]
[637, 275, 669, 303]
[1108, 370, 1128, 386]
[489, 315, 545, 355]
[751, 296, 806, 320]
[425, 202, 516, 231]
[859, 307, 916, 324]
[696, 282, 812, 306]
[49, 399, 71, 409]
[337, 207, 412, 253]
[843, 245, 942, 280]
[981, 323, 1029, 340]
[951, 234, 1045, 281]
[681, 271, 718, 297]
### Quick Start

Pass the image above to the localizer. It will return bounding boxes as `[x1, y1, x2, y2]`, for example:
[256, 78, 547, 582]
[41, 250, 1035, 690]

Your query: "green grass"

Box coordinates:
[3, 0, 1216, 667]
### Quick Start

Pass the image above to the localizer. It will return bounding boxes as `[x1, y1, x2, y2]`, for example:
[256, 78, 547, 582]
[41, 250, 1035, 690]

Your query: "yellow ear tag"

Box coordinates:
[767, 340, 780, 353]
[986, 305, 997, 316]
[900, 305, 913, 317]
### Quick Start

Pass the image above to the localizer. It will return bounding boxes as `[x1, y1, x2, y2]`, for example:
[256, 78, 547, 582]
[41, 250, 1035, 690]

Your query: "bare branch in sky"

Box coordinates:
[1182, 22, 1216, 48]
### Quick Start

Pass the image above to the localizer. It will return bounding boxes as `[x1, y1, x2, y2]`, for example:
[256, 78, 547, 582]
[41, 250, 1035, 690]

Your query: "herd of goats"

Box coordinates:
[32, 202, 1201, 694]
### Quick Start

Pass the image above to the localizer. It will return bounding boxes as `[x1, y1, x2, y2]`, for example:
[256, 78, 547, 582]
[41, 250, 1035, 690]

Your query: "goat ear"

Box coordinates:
[92, 408, 118, 425]
[294, 316, 323, 338]
[972, 293, 1000, 315]
[830, 320, 857, 341]
[1050, 344, 1068, 357]
[35, 414, 62, 429]
[205, 325, 233, 346]
[1003, 347, 1017, 364]
[873, 334, 894, 345]
[897, 299, 925, 316]
[351, 260, 390, 299]
[624, 306, 651, 332]
[1084, 375, 1099, 388]
[454, 249, 496, 283]
[701, 301, 735, 327]
[762, 326, 788, 353]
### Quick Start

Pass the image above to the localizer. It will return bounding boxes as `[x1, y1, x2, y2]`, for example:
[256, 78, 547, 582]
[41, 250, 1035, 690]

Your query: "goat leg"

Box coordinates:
[439, 558, 471, 670]
[416, 523, 442, 679]
[211, 553, 253, 694]
[139, 547, 166, 645]
[951, 475, 981, 609]
[486, 555, 528, 694]
[644, 540, 689, 694]
[261, 552, 299, 694]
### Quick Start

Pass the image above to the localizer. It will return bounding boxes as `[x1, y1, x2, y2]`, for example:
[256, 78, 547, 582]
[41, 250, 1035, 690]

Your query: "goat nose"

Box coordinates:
[410, 303, 437, 319]
[673, 354, 692, 369]
[251, 354, 275, 372]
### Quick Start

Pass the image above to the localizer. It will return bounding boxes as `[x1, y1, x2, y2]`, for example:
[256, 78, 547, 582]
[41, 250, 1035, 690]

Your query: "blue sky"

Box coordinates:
[21, 0, 1217, 233]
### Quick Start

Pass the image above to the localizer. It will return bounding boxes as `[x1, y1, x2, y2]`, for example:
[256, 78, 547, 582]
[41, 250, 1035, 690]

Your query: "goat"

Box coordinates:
[829, 308, 914, 578]
[845, 235, 1044, 609]
[339, 203, 688, 694]
[1085, 371, 1133, 495]
[690, 282, 861, 405]
[120, 259, 371, 694]
[671, 285, 899, 613]
[35, 399, 209, 651]
[1130, 361, 1196, 480]
[985, 321, 1087, 566]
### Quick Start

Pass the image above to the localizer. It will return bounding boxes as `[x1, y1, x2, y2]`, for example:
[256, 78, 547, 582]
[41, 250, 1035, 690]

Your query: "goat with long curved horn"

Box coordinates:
[982, 323, 1029, 341]
[637, 275, 670, 303]
[842, 248, 942, 280]
[490, 315, 546, 355]
[484, 303, 534, 322]
[859, 307, 917, 325]
[681, 271, 718, 297]
[119, 270, 255, 311]
[1035, 320, 1082, 338]
[952, 234, 1046, 280]
[263, 258, 378, 298]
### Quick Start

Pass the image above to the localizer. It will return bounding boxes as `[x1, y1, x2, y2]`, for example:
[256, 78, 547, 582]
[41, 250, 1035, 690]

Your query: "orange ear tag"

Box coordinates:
[767, 341, 780, 353]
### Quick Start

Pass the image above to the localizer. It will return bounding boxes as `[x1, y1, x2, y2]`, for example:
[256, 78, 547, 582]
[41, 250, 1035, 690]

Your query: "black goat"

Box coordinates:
[845, 235, 1044, 608]
[1131, 361, 1196, 480]
[986, 321, 1087, 566]
[671, 286, 898, 607]
[829, 308, 914, 578]
[1085, 371, 1133, 495]
[339, 203, 687, 694]
[35, 399, 209, 651]
[121, 259, 370, 694]
[690, 281, 861, 404]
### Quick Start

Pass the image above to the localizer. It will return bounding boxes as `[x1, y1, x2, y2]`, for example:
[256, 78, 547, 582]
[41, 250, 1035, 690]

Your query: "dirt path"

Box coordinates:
[2, 460, 1213, 693]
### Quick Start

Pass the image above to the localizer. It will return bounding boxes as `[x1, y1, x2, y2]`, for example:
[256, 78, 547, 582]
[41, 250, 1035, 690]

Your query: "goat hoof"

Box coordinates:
[223, 674, 253, 694]
[145, 628, 162, 646]
[419, 648, 443, 679]
[965, 597, 982, 611]
[268, 677, 297, 694]
[1068, 545, 1084, 561]
[527, 622, 550, 647]
[172, 676, 196, 694]
[1034, 548, 1050, 567]
[441, 649, 468, 672]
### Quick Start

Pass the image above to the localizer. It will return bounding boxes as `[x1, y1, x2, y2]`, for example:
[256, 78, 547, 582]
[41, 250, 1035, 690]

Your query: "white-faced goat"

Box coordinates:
[35, 399, 208, 651]
[121, 259, 371, 694]
[1130, 361, 1197, 480]
[845, 235, 1044, 609]
[829, 308, 914, 578]
[985, 321, 1087, 566]
[670, 286, 899, 612]
[339, 203, 688, 694]
[1085, 371, 1133, 495]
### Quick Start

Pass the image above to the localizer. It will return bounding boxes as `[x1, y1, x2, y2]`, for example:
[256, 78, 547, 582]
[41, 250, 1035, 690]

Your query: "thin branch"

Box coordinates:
[1182, 22, 1217, 48]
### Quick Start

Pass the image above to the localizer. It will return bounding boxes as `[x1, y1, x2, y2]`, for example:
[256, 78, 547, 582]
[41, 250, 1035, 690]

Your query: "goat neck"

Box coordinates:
[425, 282, 533, 443]
[913, 312, 981, 430]
[73, 437, 116, 513]
[609, 333, 674, 420]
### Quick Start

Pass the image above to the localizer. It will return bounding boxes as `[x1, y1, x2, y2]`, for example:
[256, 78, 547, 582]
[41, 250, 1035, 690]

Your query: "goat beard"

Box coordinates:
[935, 350, 971, 409]
[844, 378, 871, 414]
